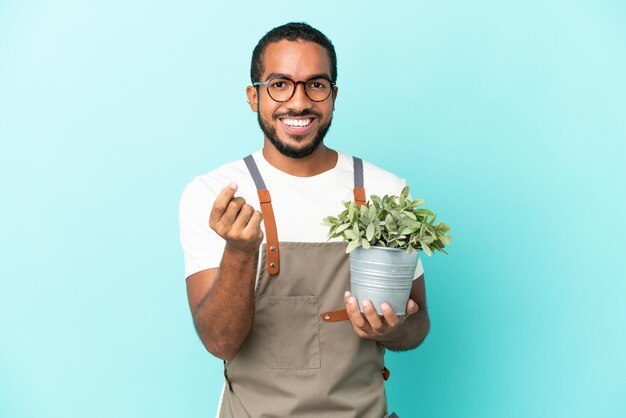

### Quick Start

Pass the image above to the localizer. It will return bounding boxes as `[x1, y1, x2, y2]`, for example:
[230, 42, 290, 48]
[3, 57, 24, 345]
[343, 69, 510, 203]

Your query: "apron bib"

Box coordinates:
[219, 155, 388, 418]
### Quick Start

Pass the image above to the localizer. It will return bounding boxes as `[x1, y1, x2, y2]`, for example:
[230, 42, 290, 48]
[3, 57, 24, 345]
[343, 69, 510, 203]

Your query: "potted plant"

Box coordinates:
[323, 186, 452, 315]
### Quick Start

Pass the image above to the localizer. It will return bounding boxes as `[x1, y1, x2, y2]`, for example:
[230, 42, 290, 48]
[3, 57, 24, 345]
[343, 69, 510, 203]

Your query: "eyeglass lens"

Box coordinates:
[266, 77, 332, 102]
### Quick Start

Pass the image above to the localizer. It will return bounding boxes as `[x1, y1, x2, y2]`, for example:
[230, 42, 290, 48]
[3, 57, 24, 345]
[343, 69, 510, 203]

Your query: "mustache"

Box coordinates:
[273, 109, 322, 119]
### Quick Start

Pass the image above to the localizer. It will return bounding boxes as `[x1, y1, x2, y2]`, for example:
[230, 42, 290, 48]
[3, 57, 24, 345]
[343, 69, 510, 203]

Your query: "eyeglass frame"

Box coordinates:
[252, 75, 337, 103]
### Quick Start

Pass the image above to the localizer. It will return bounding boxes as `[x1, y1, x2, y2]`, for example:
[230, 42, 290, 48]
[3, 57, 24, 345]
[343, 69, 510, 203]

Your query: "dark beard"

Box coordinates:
[257, 109, 332, 159]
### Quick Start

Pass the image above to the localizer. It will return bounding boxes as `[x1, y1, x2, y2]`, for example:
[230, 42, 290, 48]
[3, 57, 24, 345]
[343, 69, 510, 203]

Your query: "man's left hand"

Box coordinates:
[343, 291, 419, 342]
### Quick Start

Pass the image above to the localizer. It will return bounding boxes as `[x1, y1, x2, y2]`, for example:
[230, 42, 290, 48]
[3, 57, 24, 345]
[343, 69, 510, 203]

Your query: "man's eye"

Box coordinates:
[308, 80, 328, 89]
[270, 80, 290, 89]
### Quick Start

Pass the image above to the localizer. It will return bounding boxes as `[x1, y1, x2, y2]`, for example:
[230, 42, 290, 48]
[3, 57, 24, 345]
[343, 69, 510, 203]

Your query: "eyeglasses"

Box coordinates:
[253, 75, 336, 102]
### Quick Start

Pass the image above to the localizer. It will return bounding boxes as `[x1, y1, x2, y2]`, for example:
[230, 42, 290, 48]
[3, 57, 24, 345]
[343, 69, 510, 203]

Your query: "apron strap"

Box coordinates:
[243, 155, 280, 275]
[321, 156, 391, 384]
[243, 154, 366, 276]
[321, 309, 350, 322]
[320, 156, 367, 320]
[353, 156, 366, 207]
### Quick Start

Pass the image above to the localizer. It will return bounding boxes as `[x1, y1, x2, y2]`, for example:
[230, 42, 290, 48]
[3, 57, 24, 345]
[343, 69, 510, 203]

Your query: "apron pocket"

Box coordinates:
[269, 295, 321, 369]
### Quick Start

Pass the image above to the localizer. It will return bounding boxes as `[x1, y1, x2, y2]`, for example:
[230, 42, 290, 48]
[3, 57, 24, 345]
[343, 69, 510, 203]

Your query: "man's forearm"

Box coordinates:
[382, 310, 430, 351]
[193, 245, 258, 360]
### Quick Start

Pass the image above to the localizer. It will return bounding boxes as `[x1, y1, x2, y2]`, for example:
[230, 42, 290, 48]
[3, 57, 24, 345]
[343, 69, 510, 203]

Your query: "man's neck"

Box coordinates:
[262, 141, 338, 177]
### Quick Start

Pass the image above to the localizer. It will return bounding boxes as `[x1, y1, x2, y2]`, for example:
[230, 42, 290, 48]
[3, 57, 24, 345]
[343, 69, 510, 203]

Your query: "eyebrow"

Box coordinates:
[265, 72, 332, 81]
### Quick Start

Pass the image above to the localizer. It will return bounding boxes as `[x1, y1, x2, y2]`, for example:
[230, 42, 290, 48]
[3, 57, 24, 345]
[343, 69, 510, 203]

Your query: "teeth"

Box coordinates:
[283, 118, 312, 127]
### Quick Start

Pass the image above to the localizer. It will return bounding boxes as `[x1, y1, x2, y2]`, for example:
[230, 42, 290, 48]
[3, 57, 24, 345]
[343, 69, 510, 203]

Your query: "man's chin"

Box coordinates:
[267, 134, 323, 159]
[282, 133, 313, 144]
[258, 113, 331, 159]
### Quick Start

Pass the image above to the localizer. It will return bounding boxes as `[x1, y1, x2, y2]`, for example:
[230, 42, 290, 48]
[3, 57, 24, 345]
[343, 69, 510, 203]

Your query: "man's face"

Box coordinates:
[247, 40, 337, 159]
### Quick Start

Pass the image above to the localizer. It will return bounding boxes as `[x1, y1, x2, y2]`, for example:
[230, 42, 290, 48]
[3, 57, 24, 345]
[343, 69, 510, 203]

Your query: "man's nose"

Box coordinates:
[286, 81, 313, 109]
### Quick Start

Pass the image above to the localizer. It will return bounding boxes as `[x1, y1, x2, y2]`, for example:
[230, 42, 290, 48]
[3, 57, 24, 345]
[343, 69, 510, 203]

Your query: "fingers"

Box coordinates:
[344, 293, 388, 338]
[381, 299, 418, 327]
[234, 206, 264, 241]
[345, 293, 367, 332]
[230, 202, 255, 231]
[406, 299, 419, 316]
[345, 291, 417, 341]
[219, 197, 246, 228]
[208, 184, 263, 248]
[243, 211, 264, 238]
[380, 303, 400, 328]
[361, 300, 385, 332]
[343, 290, 351, 307]
[209, 183, 238, 227]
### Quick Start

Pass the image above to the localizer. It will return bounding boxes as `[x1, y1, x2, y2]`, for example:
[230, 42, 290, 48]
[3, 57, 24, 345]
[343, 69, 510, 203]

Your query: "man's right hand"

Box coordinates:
[189, 183, 263, 360]
[209, 183, 264, 253]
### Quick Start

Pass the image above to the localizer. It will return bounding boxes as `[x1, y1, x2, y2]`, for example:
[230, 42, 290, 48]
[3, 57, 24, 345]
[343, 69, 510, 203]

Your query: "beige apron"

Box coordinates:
[219, 155, 389, 418]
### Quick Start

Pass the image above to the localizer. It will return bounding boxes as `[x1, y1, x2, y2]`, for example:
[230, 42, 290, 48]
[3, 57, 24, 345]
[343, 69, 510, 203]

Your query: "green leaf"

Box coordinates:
[440, 234, 452, 245]
[368, 205, 377, 221]
[436, 222, 451, 233]
[420, 235, 435, 244]
[348, 204, 355, 221]
[346, 239, 361, 253]
[324, 185, 452, 254]
[344, 229, 358, 240]
[416, 208, 433, 218]
[366, 222, 375, 241]
[336, 223, 351, 233]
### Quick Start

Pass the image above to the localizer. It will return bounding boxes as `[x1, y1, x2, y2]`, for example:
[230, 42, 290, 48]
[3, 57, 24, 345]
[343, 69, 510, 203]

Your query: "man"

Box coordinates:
[179, 22, 430, 417]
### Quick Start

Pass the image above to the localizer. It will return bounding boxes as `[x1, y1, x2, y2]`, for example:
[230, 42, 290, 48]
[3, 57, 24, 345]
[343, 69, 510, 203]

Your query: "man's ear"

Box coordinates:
[332, 86, 339, 110]
[246, 86, 259, 112]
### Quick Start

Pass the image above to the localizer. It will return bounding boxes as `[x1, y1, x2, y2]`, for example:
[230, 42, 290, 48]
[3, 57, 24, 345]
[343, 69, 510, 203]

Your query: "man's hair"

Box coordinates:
[250, 22, 337, 83]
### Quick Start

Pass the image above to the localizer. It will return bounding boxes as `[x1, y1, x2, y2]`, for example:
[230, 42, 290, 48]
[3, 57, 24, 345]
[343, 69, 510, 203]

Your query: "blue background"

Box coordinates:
[1, 1, 625, 417]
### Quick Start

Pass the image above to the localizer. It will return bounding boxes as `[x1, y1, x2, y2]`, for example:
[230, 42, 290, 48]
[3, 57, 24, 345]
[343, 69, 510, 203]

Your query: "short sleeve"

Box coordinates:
[179, 178, 226, 279]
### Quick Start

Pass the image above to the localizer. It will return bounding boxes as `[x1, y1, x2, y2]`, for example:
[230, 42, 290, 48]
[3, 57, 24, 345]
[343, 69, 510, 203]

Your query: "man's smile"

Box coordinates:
[278, 116, 317, 135]
[281, 118, 312, 127]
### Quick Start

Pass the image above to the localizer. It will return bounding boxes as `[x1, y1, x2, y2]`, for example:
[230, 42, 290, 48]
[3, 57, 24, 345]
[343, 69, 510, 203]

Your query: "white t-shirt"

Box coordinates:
[179, 149, 424, 280]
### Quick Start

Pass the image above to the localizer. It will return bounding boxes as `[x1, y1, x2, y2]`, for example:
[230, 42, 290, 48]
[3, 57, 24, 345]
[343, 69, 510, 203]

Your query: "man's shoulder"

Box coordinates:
[180, 153, 258, 202]
[362, 158, 404, 183]
[196, 157, 250, 186]
[340, 152, 406, 196]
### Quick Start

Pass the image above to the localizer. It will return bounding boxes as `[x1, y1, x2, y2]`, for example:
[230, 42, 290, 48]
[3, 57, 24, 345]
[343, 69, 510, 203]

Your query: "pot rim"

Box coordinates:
[354, 245, 422, 253]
